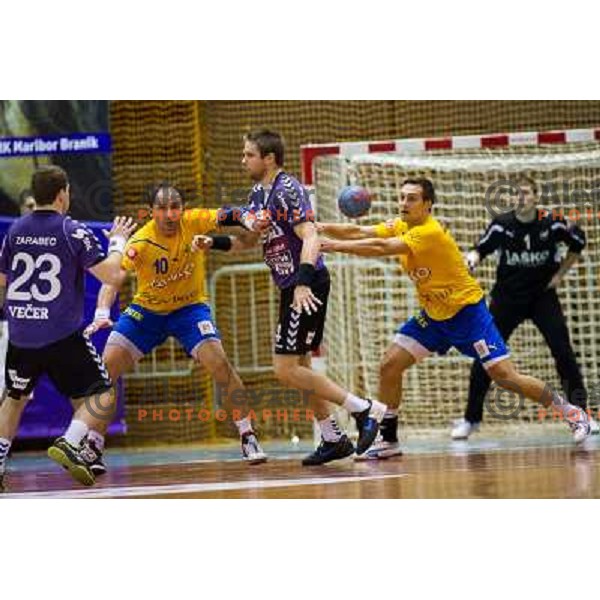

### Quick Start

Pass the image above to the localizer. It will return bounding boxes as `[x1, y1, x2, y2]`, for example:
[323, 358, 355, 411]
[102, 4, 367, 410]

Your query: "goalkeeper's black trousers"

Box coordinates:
[465, 288, 588, 424]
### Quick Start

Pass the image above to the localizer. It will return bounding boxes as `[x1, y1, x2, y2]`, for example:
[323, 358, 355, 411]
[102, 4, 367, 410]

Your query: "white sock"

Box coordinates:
[343, 393, 370, 414]
[64, 420, 89, 447]
[0, 437, 11, 474]
[87, 429, 105, 452]
[319, 417, 343, 442]
[235, 417, 253, 436]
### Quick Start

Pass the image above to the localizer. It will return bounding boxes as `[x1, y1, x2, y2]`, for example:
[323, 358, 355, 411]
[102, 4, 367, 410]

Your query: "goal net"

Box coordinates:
[313, 141, 600, 431]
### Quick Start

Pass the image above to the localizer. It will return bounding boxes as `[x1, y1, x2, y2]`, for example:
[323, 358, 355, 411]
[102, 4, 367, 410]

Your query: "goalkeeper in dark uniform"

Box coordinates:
[452, 175, 598, 439]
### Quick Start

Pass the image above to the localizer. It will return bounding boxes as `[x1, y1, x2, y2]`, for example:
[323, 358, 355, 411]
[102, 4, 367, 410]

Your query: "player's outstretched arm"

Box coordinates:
[217, 207, 271, 234]
[464, 219, 503, 273]
[316, 222, 378, 240]
[320, 236, 408, 257]
[192, 231, 260, 253]
[474, 220, 504, 262]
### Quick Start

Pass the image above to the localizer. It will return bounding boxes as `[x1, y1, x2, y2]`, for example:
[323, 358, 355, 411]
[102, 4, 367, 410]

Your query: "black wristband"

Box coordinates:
[297, 262, 316, 286]
[211, 235, 233, 251]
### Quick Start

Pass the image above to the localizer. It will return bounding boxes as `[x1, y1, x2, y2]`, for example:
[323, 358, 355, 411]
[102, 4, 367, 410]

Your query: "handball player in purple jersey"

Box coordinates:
[0, 166, 136, 490]
[198, 129, 387, 465]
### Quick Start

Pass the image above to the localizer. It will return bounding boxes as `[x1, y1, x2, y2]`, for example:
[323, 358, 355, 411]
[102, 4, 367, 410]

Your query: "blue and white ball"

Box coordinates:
[337, 185, 372, 218]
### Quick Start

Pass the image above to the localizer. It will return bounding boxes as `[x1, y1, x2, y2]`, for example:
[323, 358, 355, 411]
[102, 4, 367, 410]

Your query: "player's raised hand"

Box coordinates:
[84, 308, 114, 337]
[103, 216, 137, 241]
[103, 216, 137, 255]
[191, 235, 214, 252]
[291, 285, 323, 316]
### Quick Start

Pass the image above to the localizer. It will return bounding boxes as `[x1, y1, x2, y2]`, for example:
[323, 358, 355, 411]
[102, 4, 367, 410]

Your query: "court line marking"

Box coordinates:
[2, 473, 408, 499]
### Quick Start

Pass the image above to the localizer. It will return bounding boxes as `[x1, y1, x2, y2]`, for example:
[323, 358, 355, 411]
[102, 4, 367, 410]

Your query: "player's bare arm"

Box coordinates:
[316, 222, 379, 240]
[191, 230, 261, 253]
[217, 206, 271, 234]
[292, 221, 323, 315]
[84, 269, 129, 336]
[320, 236, 409, 257]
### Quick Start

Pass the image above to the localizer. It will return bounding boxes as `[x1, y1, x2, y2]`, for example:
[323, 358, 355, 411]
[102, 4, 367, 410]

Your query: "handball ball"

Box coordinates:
[338, 185, 371, 218]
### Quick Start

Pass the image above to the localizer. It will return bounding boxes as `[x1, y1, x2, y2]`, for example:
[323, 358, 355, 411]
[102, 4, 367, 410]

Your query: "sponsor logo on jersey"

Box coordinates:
[505, 250, 550, 266]
[150, 262, 194, 289]
[473, 339, 491, 359]
[407, 267, 432, 283]
[71, 228, 93, 251]
[198, 320, 216, 335]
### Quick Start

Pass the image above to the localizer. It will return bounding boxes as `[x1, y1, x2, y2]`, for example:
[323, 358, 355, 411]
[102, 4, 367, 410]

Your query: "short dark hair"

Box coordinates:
[244, 128, 285, 166]
[517, 175, 538, 195]
[402, 177, 436, 204]
[147, 182, 185, 207]
[31, 165, 68, 206]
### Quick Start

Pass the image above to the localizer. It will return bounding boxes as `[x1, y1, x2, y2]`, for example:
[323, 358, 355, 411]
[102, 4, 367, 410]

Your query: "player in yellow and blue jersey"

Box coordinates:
[78, 184, 267, 473]
[319, 177, 591, 459]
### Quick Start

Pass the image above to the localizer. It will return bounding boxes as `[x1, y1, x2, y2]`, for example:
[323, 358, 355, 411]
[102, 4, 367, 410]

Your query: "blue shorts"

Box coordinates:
[109, 303, 220, 360]
[395, 299, 509, 369]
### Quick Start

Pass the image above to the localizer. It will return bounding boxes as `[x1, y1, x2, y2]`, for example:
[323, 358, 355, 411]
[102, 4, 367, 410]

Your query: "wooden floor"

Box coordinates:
[2, 432, 600, 498]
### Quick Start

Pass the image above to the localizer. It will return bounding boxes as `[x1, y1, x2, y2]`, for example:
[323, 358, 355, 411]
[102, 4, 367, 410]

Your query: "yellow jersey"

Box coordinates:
[374, 215, 483, 320]
[122, 208, 219, 313]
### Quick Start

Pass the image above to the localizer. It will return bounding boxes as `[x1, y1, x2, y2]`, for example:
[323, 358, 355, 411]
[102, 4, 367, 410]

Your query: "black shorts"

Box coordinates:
[275, 267, 330, 355]
[5, 330, 112, 399]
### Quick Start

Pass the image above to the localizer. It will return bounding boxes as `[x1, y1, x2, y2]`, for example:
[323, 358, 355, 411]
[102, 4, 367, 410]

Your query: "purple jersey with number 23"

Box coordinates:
[0, 210, 105, 348]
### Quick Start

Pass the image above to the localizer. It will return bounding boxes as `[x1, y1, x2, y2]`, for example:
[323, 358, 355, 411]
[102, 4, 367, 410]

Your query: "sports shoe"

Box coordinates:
[80, 438, 107, 477]
[589, 417, 600, 435]
[352, 399, 387, 455]
[47, 437, 95, 486]
[241, 432, 268, 465]
[451, 418, 480, 440]
[354, 434, 403, 461]
[302, 435, 355, 466]
[565, 409, 591, 445]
